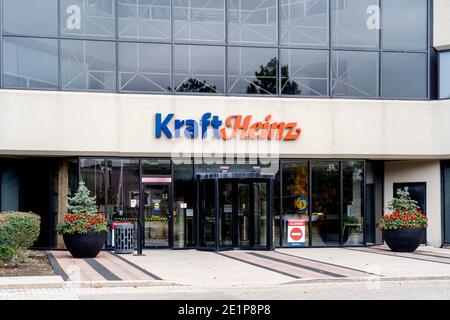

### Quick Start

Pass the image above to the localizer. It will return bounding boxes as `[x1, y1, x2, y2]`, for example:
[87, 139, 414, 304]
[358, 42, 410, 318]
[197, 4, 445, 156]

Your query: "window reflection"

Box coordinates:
[281, 161, 309, 246]
[343, 161, 364, 245]
[280, 0, 329, 48]
[280, 49, 328, 96]
[311, 161, 340, 246]
[174, 0, 225, 43]
[80, 158, 106, 213]
[60, 0, 115, 39]
[174, 45, 225, 93]
[3, 37, 58, 89]
[332, 50, 379, 97]
[118, 0, 171, 41]
[228, 0, 277, 45]
[119, 42, 171, 92]
[331, 0, 379, 49]
[228, 47, 277, 95]
[61, 39, 116, 91]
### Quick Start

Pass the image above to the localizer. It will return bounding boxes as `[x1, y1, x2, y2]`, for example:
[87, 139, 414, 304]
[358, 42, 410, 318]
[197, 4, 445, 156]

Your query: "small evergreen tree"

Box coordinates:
[387, 187, 419, 212]
[67, 181, 98, 214]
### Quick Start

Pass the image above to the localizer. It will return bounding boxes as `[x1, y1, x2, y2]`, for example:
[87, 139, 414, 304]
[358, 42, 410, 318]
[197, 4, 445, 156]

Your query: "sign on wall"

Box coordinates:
[287, 220, 306, 247]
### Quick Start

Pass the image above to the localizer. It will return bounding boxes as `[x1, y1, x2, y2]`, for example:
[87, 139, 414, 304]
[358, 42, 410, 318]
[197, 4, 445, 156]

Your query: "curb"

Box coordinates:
[280, 275, 450, 285]
[0, 278, 185, 290]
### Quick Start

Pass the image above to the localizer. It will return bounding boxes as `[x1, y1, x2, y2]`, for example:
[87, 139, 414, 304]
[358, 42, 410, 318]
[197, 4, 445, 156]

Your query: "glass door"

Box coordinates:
[142, 184, 171, 247]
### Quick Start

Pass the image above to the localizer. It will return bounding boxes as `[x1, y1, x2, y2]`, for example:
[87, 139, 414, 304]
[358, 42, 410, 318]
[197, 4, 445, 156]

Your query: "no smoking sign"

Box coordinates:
[287, 220, 306, 246]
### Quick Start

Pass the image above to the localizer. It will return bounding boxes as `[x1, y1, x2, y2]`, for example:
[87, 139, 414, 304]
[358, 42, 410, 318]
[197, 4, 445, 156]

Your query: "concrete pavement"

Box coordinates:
[1, 245, 449, 292]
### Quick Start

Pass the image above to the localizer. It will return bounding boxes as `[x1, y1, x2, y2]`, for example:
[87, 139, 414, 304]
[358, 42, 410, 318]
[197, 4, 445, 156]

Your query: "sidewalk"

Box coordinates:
[0, 245, 449, 289]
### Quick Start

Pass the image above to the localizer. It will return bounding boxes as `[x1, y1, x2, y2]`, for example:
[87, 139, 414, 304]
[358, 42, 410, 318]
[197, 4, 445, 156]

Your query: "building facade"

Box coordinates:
[0, 0, 449, 251]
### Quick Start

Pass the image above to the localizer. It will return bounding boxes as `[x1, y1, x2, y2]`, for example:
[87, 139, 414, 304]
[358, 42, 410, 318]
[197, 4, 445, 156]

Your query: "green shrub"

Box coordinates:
[0, 212, 40, 267]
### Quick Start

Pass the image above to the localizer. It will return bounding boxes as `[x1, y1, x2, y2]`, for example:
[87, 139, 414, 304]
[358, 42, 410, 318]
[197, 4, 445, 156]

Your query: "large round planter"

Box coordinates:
[63, 231, 107, 258]
[383, 228, 425, 252]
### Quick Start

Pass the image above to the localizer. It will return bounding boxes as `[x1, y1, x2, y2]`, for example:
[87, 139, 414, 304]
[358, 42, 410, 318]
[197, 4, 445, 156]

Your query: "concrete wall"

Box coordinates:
[384, 160, 442, 247]
[0, 90, 450, 159]
[434, 0, 450, 51]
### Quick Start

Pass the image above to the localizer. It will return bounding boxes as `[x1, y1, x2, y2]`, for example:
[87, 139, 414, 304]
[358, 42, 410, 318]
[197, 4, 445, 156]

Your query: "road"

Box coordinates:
[0, 280, 449, 300]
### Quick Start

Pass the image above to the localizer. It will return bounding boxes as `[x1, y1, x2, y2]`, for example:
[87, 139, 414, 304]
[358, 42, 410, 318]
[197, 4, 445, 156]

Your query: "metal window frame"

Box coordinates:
[0, 0, 433, 100]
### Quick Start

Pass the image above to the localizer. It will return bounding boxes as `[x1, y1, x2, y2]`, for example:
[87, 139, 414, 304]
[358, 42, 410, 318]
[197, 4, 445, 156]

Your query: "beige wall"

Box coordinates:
[434, 0, 450, 50]
[384, 160, 442, 247]
[0, 90, 450, 159]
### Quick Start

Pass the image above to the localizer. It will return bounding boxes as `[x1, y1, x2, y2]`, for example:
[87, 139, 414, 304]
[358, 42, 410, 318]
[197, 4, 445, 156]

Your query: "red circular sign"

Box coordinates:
[290, 227, 303, 241]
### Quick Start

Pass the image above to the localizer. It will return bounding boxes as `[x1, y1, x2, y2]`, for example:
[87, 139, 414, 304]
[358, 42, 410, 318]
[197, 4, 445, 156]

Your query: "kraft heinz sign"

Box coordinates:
[155, 113, 301, 141]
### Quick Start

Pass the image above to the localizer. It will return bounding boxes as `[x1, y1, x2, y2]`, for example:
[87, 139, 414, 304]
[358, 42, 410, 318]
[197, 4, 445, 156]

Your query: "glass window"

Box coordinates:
[174, 0, 225, 43]
[331, 0, 379, 49]
[280, 49, 328, 96]
[61, 39, 116, 91]
[439, 51, 450, 100]
[174, 45, 225, 94]
[142, 159, 171, 175]
[228, 0, 277, 45]
[382, 0, 428, 51]
[3, 37, 58, 89]
[3, 0, 58, 36]
[107, 159, 140, 248]
[118, 0, 171, 41]
[228, 47, 278, 95]
[60, 0, 116, 39]
[1, 165, 20, 211]
[119, 42, 171, 93]
[173, 160, 195, 248]
[280, 0, 328, 48]
[311, 161, 340, 246]
[382, 52, 428, 99]
[80, 158, 106, 212]
[343, 161, 364, 246]
[281, 161, 309, 247]
[332, 50, 379, 97]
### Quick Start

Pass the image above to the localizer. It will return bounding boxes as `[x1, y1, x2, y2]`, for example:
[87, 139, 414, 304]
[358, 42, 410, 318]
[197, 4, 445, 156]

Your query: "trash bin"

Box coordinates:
[114, 222, 134, 254]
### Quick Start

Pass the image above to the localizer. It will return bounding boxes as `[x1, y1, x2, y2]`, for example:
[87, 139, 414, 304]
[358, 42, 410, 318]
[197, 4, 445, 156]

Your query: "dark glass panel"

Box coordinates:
[173, 160, 195, 248]
[381, 52, 427, 99]
[0, 165, 20, 211]
[61, 39, 116, 91]
[228, 47, 278, 95]
[332, 50, 379, 97]
[198, 179, 216, 248]
[142, 159, 171, 175]
[3, 37, 58, 89]
[280, 49, 328, 96]
[174, 45, 225, 94]
[119, 42, 171, 93]
[343, 161, 364, 245]
[281, 161, 309, 247]
[311, 161, 340, 246]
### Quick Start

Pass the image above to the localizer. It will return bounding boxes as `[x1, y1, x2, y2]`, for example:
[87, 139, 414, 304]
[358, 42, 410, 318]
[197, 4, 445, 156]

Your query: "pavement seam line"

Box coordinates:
[106, 251, 163, 280]
[45, 251, 69, 281]
[216, 252, 300, 279]
[346, 247, 450, 265]
[275, 250, 380, 276]
[248, 252, 345, 278]
[83, 258, 121, 281]
[369, 247, 450, 260]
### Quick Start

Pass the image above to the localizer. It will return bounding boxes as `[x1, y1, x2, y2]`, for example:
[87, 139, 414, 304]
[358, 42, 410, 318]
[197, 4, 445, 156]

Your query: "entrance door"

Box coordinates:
[142, 184, 171, 247]
[218, 180, 270, 249]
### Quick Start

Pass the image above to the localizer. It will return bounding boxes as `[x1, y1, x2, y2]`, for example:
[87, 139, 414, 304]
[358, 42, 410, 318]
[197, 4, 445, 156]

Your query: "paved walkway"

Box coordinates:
[34, 245, 450, 287]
